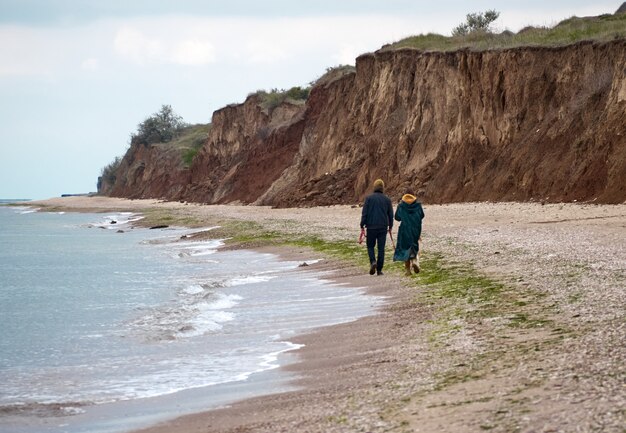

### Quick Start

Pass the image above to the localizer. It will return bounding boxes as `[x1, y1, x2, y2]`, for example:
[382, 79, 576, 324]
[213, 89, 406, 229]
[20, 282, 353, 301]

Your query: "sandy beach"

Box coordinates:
[29, 196, 626, 432]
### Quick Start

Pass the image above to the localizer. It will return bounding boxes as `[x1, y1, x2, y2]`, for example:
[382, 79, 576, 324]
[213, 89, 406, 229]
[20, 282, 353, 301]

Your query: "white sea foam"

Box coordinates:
[89, 213, 145, 229]
[182, 284, 205, 295]
[175, 292, 243, 338]
[81, 340, 302, 403]
[229, 275, 276, 286]
[13, 345, 293, 406]
[242, 342, 305, 379]
[206, 293, 243, 309]
[128, 289, 244, 341]
[272, 293, 358, 303]
[18, 208, 39, 214]
[172, 240, 224, 258]
[177, 310, 234, 338]
[61, 406, 86, 415]
[182, 226, 220, 237]
[80, 334, 104, 339]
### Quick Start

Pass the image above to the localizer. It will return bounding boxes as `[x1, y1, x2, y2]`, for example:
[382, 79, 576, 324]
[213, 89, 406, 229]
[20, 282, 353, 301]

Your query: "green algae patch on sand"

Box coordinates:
[386, 250, 574, 430]
[289, 236, 370, 267]
[199, 220, 284, 249]
[137, 207, 206, 228]
[190, 217, 371, 267]
[411, 252, 556, 334]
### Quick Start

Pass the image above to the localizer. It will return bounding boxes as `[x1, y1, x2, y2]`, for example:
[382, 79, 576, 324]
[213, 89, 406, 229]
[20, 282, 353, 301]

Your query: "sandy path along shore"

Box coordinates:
[27, 197, 626, 432]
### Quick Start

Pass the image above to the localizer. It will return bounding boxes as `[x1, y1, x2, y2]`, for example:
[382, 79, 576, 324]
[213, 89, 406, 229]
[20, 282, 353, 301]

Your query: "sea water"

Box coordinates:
[0, 203, 382, 433]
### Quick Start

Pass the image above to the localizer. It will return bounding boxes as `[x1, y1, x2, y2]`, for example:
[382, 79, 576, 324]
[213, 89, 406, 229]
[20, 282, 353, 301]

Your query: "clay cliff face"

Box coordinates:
[102, 40, 626, 205]
[184, 95, 305, 204]
[102, 140, 191, 199]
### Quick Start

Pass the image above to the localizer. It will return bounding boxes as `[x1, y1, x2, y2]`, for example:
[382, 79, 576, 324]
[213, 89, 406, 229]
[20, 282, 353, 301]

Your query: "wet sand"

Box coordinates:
[28, 196, 626, 432]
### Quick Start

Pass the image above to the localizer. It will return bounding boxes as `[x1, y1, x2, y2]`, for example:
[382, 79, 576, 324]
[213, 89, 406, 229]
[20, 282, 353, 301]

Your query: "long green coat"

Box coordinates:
[392, 197, 425, 262]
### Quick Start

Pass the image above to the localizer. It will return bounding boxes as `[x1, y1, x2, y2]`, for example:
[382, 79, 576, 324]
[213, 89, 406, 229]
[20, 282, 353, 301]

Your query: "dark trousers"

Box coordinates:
[366, 227, 387, 272]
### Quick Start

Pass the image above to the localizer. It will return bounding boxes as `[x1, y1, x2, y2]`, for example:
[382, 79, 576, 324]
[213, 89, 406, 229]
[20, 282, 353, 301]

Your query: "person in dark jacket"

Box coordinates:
[393, 191, 425, 275]
[360, 179, 394, 276]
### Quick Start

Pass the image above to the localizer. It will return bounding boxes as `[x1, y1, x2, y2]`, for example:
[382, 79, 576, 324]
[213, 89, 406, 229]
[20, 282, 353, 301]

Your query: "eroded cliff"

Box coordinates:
[102, 40, 626, 205]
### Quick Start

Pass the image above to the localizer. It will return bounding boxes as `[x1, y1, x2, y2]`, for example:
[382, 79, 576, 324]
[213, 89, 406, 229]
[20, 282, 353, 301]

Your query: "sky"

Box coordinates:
[0, 1, 619, 199]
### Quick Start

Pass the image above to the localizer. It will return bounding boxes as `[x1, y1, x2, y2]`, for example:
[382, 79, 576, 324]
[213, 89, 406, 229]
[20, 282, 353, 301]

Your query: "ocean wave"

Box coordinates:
[176, 309, 235, 338]
[17, 207, 40, 214]
[182, 284, 205, 295]
[3, 339, 303, 408]
[127, 289, 242, 342]
[229, 275, 276, 286]
[89, 213, 145, 229]
[171, 239, 224, 258]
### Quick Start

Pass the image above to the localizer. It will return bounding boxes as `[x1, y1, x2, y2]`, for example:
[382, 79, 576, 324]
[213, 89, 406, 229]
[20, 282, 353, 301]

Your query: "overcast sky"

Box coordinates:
[0, 0, 618, 199]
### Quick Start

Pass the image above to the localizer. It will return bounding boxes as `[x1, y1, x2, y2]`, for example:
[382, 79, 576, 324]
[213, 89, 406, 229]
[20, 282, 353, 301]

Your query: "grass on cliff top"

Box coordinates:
[313, 65, 357, 87]
[385, 12, 626, 52]
[250, 86, 311, 112]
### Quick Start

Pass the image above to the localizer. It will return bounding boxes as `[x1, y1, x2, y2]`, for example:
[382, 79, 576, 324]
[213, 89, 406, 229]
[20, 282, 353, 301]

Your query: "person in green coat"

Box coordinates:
[393, 192, 425, 275]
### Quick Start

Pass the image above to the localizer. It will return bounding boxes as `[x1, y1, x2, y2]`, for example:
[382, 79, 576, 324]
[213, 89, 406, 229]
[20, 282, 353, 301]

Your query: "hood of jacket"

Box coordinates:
[401, 194, 417, 204]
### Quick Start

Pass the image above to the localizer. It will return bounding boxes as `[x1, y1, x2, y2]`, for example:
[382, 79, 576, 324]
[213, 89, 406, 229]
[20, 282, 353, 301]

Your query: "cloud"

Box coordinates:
[246, 39, 286, 64]
[0, 22, 110, 77]
[0, 13, 452, 77]
[113, 26, 216, 66]
[0, 25, 57, 76]
[81, 57, 100, 70]
[172, 39, 215, 65]
[113, 26, 164, 64]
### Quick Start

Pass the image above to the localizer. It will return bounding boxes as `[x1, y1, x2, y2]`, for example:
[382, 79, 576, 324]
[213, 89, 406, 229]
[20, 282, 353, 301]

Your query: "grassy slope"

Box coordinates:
[384, 13, 626, 52]
[153, 123, 211, 167]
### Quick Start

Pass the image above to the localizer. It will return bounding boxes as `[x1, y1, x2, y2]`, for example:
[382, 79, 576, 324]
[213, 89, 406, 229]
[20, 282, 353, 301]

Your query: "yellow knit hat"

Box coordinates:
[373, 179, 384, 189]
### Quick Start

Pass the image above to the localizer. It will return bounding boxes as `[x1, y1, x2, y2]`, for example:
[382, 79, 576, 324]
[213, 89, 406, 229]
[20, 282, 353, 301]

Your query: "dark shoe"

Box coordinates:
[369, 262, 376, 275]
[377, 271, 384, 276]
[411, 257, 420, 274]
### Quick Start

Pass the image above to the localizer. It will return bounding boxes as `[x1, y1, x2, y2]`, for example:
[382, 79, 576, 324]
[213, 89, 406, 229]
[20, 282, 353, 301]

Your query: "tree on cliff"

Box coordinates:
[131, 105, 188, 146]
[452, 10, 500, 36]
[98, 156, 122, 193]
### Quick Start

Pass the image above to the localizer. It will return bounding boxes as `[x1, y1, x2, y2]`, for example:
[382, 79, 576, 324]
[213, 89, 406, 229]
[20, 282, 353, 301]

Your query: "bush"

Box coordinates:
[452, 10, 500, 36]
[253, 86, 311, 111]
[100, 156, 122, 185]
[131, 105, 188, 146]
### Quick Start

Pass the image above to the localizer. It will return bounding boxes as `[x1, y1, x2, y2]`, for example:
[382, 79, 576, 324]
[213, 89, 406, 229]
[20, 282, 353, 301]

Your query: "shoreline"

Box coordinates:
[0, 204, 389, 433]
[24, 196, 626, 432]
[133, 245, 410, 433]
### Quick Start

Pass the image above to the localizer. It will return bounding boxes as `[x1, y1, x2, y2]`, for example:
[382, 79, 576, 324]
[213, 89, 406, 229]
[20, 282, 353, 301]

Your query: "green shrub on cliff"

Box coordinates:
[131, 105, 188, 147]
[452, 10, 500, 36]
[253, 86, 311, 111]
[99, 156, 122, 185]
